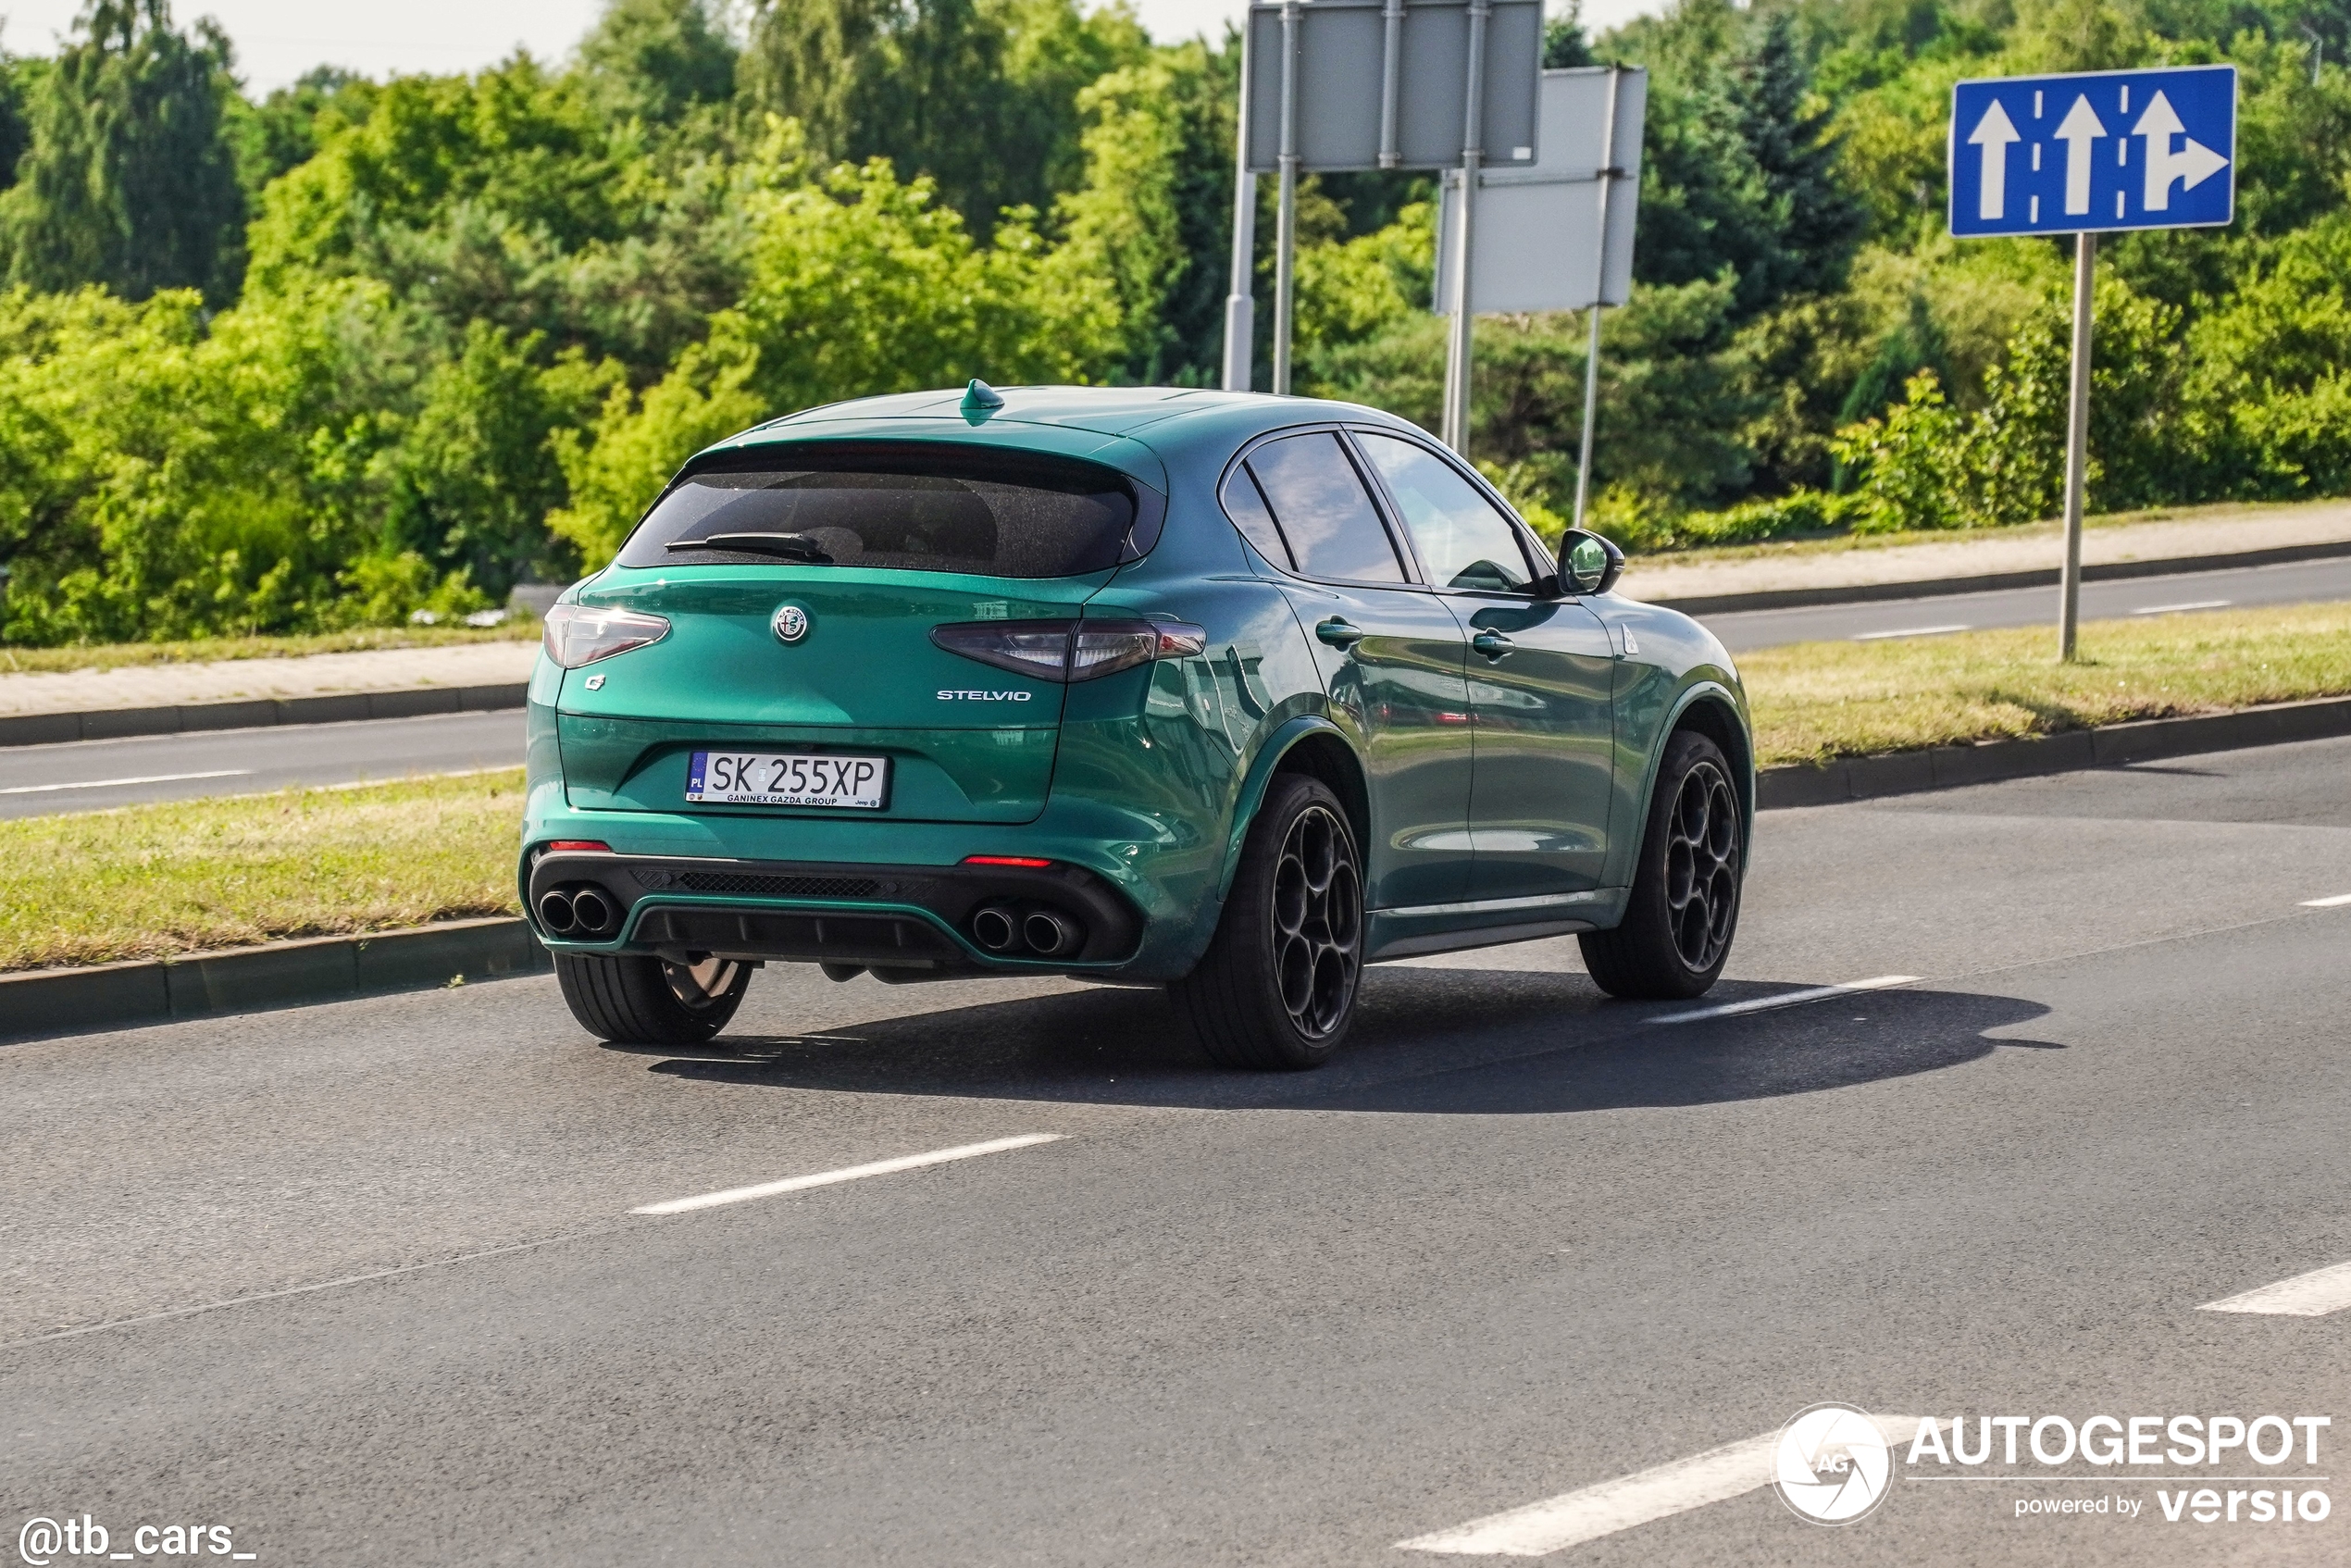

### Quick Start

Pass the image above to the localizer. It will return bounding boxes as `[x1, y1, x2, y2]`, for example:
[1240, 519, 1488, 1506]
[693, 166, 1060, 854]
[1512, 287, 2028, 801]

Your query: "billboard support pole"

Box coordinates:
[1441, 0, 1492, 454]
[1271, 0, 1301, 397]
[2059, 230, 2096, 662]
[1221, 18, 1259, 392]
[1572, 65, 1623, 529]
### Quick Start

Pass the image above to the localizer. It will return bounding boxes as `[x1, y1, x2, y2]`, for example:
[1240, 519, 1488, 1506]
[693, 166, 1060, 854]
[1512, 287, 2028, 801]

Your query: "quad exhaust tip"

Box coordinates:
[972, 904, 1020, 952]
[970, 902, 1083, 957]
[540, 883, 619, 938]
[1023, 909, 1078, 957]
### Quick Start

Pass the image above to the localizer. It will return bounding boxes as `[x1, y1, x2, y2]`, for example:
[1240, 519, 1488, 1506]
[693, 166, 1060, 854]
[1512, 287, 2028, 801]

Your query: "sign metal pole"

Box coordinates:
[1571, 65, 1622, 529]
[1221, 18, 1259, 392]
[1440, 0, 1491, 454]
[1271, 0, 1301, 397]
[2059, 230, 2095, 662]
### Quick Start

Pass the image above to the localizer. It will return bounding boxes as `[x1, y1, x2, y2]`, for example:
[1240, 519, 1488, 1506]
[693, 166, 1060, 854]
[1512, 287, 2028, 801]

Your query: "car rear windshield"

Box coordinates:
[616, 445, 1154, 578]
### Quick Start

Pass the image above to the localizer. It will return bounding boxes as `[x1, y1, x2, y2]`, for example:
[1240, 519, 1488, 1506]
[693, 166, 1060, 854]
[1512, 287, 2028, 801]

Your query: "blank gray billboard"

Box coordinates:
[1244, 0, 1545, 173]
[1434, 67, 1648, 313]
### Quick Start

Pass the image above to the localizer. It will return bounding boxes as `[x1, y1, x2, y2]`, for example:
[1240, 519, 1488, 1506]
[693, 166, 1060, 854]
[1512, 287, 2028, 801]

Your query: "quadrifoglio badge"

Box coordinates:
[1773, 1405, 2333, 1528]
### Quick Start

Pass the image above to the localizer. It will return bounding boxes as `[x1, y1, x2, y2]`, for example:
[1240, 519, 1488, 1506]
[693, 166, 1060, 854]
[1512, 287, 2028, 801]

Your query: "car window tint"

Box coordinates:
[1220, 465, 1292, 569]
[1243, 432, 1405, 583]
[1354, 432, 1535, 593]
[617, 448, 1142, 578]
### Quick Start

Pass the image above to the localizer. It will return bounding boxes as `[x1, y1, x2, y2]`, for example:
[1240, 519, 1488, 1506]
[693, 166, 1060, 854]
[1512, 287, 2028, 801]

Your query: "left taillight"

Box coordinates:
[543, 604, 670, 668]
[930, 618, 1208, 683]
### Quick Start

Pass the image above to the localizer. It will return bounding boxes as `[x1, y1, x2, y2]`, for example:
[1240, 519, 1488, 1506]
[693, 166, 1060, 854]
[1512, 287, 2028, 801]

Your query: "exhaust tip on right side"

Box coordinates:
[1023, 910, 1078, 957]
[972, 904, 1020, 952]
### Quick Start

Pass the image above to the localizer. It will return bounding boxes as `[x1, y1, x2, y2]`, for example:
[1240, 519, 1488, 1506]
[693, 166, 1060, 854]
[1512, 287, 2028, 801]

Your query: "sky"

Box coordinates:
[0, 0, 1667, 95]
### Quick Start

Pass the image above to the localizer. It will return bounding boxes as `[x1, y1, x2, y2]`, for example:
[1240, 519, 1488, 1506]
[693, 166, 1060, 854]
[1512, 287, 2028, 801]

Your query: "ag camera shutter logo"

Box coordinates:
[1775, 1403, 1896, 1524]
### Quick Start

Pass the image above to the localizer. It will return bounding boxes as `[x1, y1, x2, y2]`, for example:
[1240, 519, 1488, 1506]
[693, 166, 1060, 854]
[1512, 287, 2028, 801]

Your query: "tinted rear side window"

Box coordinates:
[618, 447, 1148, 578]
[1243, 432, 1405, 583]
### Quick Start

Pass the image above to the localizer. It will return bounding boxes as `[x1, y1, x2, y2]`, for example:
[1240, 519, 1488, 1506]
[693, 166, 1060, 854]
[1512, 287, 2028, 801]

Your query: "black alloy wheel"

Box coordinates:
[1174, 774, 1364, 1069]
[1662, 757, 1741, 973]
[1579, 728, 1746, 1000]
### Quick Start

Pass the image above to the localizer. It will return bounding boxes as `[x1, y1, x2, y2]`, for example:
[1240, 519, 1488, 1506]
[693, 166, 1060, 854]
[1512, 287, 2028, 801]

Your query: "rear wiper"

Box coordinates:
[667, 531, 835, 563]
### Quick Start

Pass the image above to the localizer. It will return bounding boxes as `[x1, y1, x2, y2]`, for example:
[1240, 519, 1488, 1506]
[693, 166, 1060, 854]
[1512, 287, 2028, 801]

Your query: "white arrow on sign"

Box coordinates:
[2054, 94, 2108, 216]
[1967, 99, 2021, 219]
[2133, 90, 2229, 211]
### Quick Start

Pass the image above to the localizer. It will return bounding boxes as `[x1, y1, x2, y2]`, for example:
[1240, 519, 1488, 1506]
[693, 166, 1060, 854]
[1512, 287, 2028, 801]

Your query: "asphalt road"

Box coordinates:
[6, 737, 2348, 1565]
[1697, 552, 2351, 650]
[0, 710, 524, 818]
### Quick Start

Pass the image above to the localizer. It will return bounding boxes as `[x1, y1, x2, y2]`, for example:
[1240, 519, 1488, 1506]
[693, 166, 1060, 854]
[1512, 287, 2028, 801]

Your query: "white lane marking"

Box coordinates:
[1851, 625, 1969, 641]
[2199, 1258, 2351, 1317]
[632, 1133, 1063, 1216]
[1646, 976, 1921, 1027]
[2131, 599, 2231, 615]
[1399, 1416, 1923, 1556]
[0, 768, 252, 795]
[2301, 892, 2351, 908]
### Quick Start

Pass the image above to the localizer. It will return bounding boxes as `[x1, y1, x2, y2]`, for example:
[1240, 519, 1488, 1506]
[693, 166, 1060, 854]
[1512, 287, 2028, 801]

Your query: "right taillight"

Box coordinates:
[930, 618, 1207, 683]
[542, 603, 670, 668]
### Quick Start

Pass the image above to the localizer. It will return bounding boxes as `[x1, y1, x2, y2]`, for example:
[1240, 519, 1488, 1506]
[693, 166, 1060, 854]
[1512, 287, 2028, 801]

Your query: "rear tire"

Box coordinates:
[1579, 729, 1746, 1001]
[554, 952, 750, 1045]
[1172, 775, 1364, 1070]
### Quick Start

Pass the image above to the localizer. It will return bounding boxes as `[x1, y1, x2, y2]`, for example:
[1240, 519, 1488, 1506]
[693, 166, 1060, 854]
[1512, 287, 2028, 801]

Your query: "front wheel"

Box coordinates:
[1172, 775, 1364, 1069]
[1579, 729, 1746, 1000]
[554, 952, 750, 1045]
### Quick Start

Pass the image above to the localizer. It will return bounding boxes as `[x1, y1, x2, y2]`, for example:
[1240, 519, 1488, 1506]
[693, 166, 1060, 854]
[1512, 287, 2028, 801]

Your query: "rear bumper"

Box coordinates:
[525, 848, 1145, 975]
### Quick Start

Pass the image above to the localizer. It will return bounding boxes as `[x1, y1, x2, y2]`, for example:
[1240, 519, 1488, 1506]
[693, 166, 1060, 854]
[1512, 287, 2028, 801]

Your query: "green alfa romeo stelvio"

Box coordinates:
[524, 382, 1754, 1068]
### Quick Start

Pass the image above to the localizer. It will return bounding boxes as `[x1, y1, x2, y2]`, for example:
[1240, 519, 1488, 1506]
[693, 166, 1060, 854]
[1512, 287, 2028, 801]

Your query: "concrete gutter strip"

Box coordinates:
[1756, 694, 2351, 809]
[0, 917, 548, 1043]
[1648, 538, 2351, 617]
[0, 681, 528, 748]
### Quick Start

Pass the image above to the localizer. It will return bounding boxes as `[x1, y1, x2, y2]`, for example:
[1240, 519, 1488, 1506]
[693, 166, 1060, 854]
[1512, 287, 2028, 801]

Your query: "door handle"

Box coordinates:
[1315, 617, 1365, 649]
[1472, 630, 1516, 660]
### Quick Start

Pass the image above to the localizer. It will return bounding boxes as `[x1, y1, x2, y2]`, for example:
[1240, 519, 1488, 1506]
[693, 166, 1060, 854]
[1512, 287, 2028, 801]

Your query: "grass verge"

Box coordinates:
[0, 770, 525, 973]
[0, 620, 537, 677]
[8, 604, 2349, 972]
[1747, 603, 2351, 767]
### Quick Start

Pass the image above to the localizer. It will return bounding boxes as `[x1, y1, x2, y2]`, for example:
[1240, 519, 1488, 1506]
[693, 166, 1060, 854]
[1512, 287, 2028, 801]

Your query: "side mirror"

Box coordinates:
[1557, 529, 1625, 595]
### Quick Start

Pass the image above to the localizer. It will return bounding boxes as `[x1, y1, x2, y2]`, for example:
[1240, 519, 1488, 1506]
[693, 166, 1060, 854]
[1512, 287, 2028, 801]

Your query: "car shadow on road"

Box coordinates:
[616, 968, 2059, 1114]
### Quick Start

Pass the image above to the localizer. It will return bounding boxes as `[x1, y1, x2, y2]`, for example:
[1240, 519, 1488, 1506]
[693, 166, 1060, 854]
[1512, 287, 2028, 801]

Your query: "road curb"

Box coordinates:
[1758, 694, 2351, 809]
[0, 681, 529, 749]
[1645, 537, 2351, 617]
[0, 917, 548, 1043]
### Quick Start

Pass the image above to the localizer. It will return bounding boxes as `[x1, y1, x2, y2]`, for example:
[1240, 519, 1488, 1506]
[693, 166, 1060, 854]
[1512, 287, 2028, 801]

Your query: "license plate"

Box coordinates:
[686, 751, 889, 809]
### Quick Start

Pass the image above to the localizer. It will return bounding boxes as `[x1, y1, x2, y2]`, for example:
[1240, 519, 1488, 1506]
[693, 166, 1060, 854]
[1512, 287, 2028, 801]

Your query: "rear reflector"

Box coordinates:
[963, 855, 1053, 867]
[548, 840, 612, 852]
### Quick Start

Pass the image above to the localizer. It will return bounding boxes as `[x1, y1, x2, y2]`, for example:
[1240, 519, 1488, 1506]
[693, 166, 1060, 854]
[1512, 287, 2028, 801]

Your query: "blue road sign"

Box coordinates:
[1949, 65, 2235, 237]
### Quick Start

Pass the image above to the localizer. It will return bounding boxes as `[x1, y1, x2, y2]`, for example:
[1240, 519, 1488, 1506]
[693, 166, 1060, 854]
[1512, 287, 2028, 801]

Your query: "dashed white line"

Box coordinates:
[1646, 976, 1921, 1026]
[2199, 1258, 2351, 1317]
[0, 768, 252, 795]
[1851, 625, 1970, 641]
[2301, 892, 2351, 908]
[632, 1133, 1064, 1216]
[1398, 1415, 1924, 1556]
[2131, 599, 2231, 615]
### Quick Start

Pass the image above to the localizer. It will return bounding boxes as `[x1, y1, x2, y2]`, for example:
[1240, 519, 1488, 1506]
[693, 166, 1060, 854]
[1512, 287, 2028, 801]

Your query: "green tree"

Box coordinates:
[0, 0, 245, 304]
[577, 0, 738, 125]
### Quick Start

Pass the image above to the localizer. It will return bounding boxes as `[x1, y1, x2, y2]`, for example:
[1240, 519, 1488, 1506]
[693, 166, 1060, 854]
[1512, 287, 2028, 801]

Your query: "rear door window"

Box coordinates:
[1241, 432, 1406, 583]
[619, 447, 1151, 578]
[1354, 432, 1538, 593]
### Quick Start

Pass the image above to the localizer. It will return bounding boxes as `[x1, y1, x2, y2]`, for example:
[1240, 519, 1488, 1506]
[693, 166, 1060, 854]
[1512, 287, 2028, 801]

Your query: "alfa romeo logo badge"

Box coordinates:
[772, 604, 810, 643]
